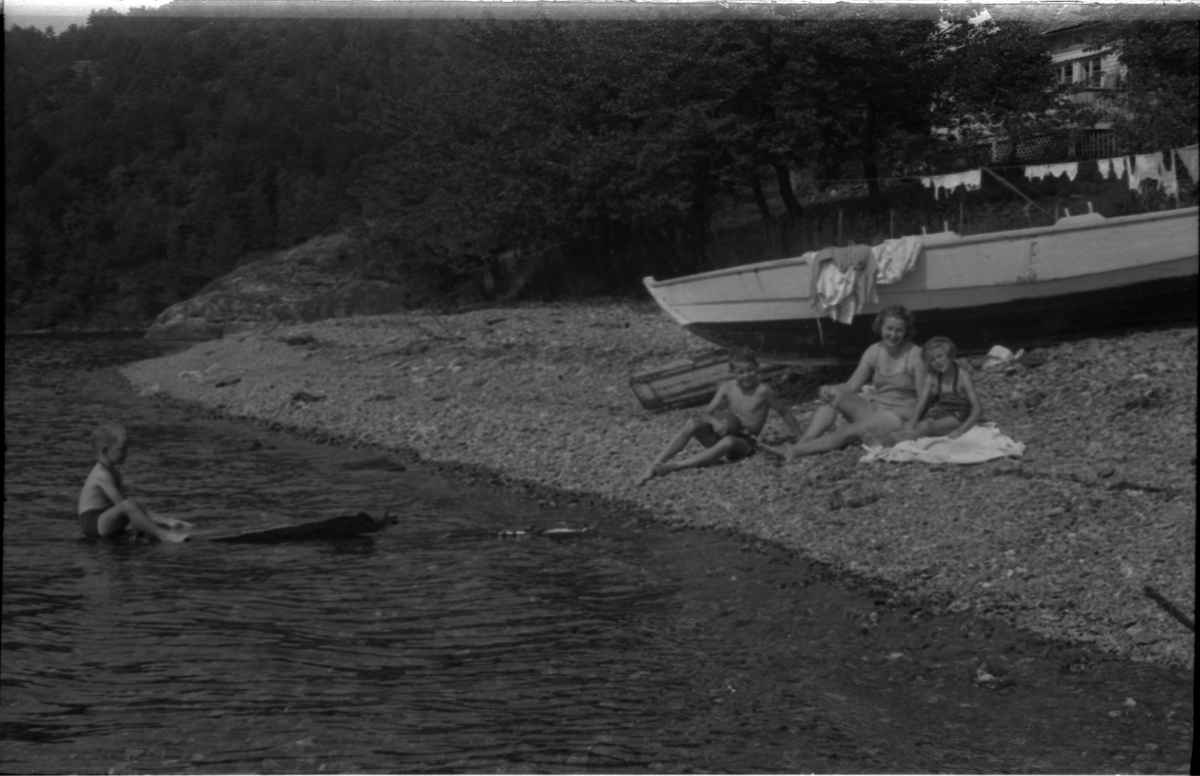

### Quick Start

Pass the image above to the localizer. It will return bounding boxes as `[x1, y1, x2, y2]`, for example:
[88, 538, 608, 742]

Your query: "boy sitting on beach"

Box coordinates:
[78, 423, 191, 542]
[636, 351, 802, 484]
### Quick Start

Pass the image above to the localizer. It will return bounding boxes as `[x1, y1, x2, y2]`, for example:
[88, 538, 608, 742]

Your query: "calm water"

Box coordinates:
[0, 335, 839, 774]
[3, 335, 1193, 775]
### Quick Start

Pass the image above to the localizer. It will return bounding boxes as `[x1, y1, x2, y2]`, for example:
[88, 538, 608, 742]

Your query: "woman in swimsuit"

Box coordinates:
[889, 336, 983, 442]
[767, 305, 926, 461]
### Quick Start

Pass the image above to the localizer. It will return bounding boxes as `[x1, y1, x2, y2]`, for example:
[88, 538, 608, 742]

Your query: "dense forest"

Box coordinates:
[5, 5, 1198, 327]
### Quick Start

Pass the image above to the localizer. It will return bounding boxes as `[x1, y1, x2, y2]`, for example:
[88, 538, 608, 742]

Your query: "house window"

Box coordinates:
[1081, 57, 1104, 87]
[1058, 63, 1074, 84]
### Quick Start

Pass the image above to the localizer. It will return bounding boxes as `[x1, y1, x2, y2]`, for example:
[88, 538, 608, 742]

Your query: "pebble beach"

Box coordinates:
[120, 302, 1196, 670]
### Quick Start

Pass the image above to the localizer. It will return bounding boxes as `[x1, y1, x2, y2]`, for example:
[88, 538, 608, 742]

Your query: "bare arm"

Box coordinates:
[907, 374, 935, 429]
[703, 382, 730, 415]
[765, 389, 804, 440]
[909, 345, 928, 398]
[97, 465, 127, 506]
[948, 367, 984, 439]
[820, 345, 875, 402]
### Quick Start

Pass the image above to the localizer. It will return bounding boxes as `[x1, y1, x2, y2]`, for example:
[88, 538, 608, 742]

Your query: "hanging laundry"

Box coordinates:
[1096, 158, 1113, 179]
[1128, 152, 1166, 193]
[1109, 156, 1130, 182]
[871, 235, 922, 284]
[1175, 147, 1199, 184]
[1025, 162, 1079, 182]
[921, 170, 982, 200]
[1162, 152, 1179, 197]
[1047, 162, 1079, 181]
[1024, 164, 1051, 182]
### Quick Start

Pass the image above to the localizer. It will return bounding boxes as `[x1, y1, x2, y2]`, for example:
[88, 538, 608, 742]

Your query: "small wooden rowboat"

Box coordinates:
[644, 207, 1199, 364]
[628, 349, 788, 410]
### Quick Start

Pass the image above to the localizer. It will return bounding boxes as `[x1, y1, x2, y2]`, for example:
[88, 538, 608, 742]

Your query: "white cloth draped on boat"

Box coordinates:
[1024, 162, 1079, 182]
[859, 424, 1025, 465]
[811, 245, 877, 324]
[871, 235, 923, 284]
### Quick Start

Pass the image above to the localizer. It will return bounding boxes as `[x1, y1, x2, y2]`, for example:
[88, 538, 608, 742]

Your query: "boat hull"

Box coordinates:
[684, 267, 1197, 361]
[646, 207, 1199, 362]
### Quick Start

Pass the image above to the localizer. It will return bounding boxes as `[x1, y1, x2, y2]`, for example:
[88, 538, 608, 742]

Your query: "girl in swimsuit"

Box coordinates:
[889, 336, 983, 443]
[767, 305, 926, 461]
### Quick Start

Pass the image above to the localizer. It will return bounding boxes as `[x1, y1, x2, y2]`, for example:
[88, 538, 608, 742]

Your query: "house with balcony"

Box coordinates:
[979, 3, 1128, 162]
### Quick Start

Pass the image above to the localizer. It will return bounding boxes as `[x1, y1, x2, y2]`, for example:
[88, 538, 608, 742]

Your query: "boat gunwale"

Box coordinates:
[644, 206, 1200, 290]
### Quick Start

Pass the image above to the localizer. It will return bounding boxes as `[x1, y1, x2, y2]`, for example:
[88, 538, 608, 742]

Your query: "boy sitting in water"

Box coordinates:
[78, 423, 191, 542]
[636, 350, 803, 484]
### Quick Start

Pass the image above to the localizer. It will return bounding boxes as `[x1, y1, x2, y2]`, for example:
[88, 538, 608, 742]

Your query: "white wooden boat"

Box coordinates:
[644, 206, 1199, 363]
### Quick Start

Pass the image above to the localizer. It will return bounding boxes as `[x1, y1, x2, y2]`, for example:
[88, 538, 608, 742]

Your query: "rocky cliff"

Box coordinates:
[145, 233, 410, 341]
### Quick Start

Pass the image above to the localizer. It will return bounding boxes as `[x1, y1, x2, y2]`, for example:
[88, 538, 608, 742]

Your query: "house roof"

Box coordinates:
[984, 3, 1200, 34]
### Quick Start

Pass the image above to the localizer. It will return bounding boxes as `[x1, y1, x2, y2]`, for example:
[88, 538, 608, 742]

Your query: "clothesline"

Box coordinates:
[809, 145, 1198, 196]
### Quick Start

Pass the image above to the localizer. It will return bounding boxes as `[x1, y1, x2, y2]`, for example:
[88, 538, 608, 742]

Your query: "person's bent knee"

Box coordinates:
[96, 517, 128, 538]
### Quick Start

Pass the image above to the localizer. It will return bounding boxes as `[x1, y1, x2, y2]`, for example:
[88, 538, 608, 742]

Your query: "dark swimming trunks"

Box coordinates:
[728, 431, 759, 460]
[79, 508, 105, 538]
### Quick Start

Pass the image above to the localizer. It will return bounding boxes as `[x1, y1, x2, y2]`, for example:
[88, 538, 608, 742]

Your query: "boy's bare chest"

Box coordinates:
[727, 387, 767, 412]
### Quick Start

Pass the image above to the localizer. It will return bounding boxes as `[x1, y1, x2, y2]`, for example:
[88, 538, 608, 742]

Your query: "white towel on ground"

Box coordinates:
[859, 423, 1025, 465]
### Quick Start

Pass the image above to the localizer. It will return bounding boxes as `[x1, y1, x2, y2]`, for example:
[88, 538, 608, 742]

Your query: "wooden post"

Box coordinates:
[889, 209, 894, 239]
[982, 167, 1053, 220]
[1145, 585, 1196, 632]
[837, 210, 843, 245]
[959, 200, 964, 234]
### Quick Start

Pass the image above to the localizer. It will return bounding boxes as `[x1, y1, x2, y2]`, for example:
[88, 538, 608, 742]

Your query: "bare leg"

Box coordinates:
[786, 411, 905, 461]
[654, 437, 748, 477]
[98, 498, 189, 542]
[636, 418, 717, 485]
[891, 418, 960, 443]
[797, 403, 839, 443]
[767, 391, 881, 458]
[784, 425, 865, 460]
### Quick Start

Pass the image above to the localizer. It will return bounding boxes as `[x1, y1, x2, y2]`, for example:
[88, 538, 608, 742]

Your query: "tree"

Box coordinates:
[1089, 21, 1199, 152]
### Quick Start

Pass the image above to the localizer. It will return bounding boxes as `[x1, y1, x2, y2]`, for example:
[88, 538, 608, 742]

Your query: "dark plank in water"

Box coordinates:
[208, 512, 394, 544]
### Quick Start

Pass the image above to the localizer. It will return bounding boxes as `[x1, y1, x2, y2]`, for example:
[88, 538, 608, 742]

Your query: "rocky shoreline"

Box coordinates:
[119, 302, 1196, 670]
